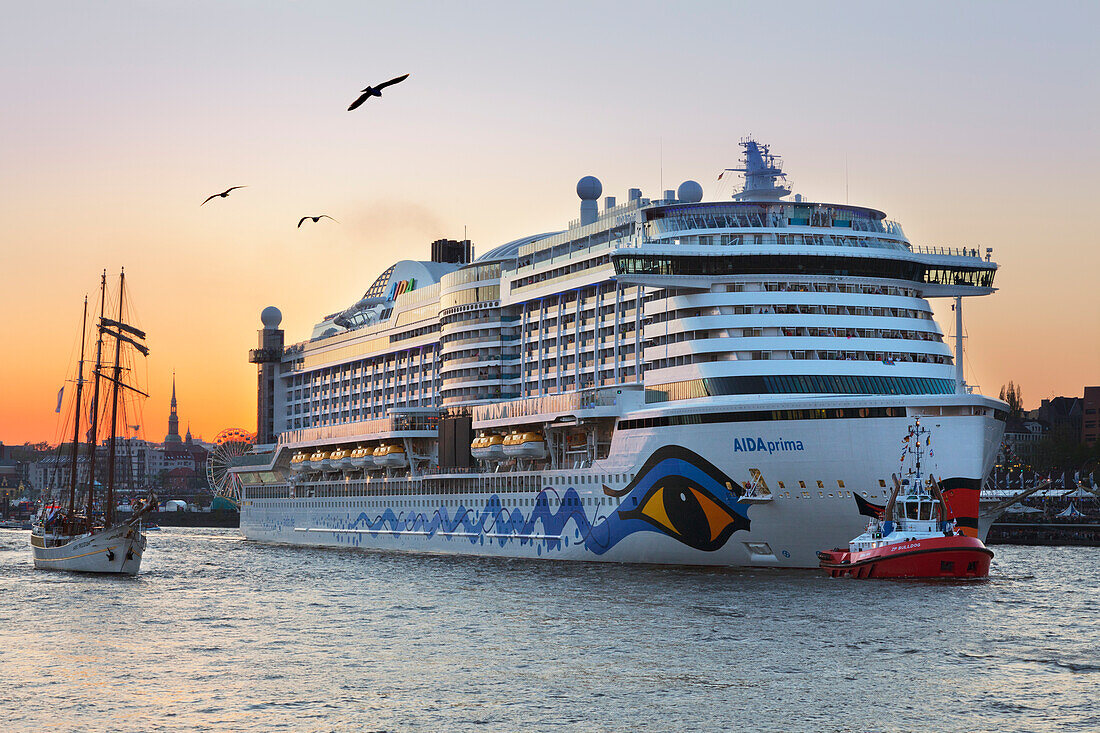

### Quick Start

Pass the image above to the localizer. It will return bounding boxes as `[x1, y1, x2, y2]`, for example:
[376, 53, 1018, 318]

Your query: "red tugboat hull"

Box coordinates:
[818, 535, 993, 579]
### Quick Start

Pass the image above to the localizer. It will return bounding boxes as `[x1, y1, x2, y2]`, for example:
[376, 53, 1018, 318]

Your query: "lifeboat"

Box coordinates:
[818, 418, 993, 579]
[329, 448, 353, 471]
[313, 451, 334, 471]
[349, 446, 375, 469]
[305, 450, 328, 471]
[289, 452, 310, 473]
[502, 431, 548, 460]
[471, 433, 505, 461]
[374, 443, 407, 468]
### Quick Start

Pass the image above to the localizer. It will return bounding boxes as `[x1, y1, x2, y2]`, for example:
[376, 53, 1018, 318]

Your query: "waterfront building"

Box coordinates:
[1083, 386, 1099, 447]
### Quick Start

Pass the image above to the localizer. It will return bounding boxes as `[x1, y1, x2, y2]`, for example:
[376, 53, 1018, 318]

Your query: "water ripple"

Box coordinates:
[0, 529, 1096, 732]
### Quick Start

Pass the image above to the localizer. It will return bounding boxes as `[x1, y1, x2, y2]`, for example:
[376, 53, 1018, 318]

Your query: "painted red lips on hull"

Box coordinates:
[818, 535, 993, 579]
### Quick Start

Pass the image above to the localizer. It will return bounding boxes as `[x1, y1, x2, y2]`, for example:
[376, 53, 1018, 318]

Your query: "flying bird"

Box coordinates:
[201, 186, 247, 206]
[347, 73, 410, 111]
[297, 214, 338, 228]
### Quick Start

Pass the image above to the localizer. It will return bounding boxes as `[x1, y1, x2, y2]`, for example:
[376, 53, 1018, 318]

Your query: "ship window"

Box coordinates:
[816, 481, 824, 489]
[798, 481, 806, 489]
[879, 479, 887, 487]
[837, 480, 845, 489]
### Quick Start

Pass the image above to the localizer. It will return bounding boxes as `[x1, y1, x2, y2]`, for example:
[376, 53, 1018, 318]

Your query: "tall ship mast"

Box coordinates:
[31, 269, 156, 574]
[228, 140, 1006, 567]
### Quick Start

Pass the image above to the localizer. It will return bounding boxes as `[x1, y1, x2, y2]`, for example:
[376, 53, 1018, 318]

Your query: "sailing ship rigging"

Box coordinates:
[31, 269, 156, 574]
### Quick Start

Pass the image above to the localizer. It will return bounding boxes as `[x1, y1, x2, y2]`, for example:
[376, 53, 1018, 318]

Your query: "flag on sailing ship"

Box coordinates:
[55, 387, 64, 413]
[718, 172, 725, 180]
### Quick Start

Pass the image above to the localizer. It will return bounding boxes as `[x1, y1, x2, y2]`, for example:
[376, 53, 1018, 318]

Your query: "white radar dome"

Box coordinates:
[677, 180, 703, 203]
[576, 176, 603, 201]
[261, 306, 282, 329]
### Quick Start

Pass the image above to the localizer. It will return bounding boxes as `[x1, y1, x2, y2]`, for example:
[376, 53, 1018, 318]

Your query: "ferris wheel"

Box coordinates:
[207, 427, 256, 504]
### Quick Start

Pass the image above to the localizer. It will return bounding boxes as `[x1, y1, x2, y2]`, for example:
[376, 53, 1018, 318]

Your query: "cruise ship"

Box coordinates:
[230, 139, 1006, 567]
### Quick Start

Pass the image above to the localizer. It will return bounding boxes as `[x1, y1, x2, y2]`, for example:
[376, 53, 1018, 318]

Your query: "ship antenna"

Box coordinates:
[659, 136, 664, 194]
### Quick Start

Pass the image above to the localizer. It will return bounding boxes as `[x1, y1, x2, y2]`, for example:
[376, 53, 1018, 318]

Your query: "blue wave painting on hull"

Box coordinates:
[311, 446, 751, 555]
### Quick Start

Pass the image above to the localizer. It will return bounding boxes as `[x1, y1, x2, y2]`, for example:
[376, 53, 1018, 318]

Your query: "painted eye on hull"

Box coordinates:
[620, 475, 749, 551]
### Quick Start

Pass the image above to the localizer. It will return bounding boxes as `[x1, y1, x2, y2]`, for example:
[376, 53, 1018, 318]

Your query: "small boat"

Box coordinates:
[349, 446, 375, 469]
[289, 452, 310, 473]
[471, 433, 505, 461]
[374, 443, 407, 468]
[310, 450, 331, 471]
[502, 431, 548, 459]
[818, 418, 993, 579]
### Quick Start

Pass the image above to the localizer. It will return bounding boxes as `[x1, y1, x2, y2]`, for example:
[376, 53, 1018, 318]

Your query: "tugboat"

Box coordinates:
[818, 418, 993, 579]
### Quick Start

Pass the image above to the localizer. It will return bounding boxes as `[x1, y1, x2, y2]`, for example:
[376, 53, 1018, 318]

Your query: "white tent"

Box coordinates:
[1063, 487, 1096, 499]
[1056, 504, 1085, 518]
[1005, 503, 1044, 514]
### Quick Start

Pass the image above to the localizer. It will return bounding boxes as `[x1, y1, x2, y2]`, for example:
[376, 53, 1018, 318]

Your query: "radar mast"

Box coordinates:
[725, 138, 792, 201]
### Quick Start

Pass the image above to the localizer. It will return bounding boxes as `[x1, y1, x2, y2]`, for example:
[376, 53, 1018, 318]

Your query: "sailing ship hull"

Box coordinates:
[818, 535, 993, 579]
[31, 523, 147, 575]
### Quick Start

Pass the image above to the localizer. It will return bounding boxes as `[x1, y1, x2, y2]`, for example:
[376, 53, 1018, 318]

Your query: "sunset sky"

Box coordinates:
[2, 1, 1097, 446]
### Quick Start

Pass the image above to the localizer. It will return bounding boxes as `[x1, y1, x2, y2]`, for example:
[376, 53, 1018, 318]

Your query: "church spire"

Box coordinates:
[165, 371, 181, 444]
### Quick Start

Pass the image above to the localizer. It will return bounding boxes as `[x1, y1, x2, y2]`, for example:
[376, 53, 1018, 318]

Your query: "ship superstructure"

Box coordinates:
[230, 140, 1006, 567]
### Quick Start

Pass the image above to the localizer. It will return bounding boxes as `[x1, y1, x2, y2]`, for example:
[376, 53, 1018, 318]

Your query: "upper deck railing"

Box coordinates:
[645, 209, 906, 240]
[911, 245, 989, 260]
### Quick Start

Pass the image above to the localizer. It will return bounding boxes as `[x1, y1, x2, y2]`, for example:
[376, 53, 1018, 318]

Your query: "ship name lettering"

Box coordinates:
[731, 437, 805, 454]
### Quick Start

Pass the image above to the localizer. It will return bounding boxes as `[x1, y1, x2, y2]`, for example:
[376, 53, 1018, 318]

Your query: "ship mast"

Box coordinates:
[84, 271, 107, 530]
[65, 296, 88, 522]
[104, 268, 126, 528]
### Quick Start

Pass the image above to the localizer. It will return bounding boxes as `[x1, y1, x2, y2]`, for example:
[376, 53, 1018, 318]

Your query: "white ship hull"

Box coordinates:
[31, 522, 147, 575]
[240, 410, 1002, 568]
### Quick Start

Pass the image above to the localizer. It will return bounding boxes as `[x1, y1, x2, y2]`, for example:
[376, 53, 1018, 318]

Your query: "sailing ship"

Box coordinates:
[31, 269, 156, 575]
[817, 417, 993, 579]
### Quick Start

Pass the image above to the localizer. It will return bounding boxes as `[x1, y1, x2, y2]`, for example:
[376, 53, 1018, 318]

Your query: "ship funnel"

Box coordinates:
[577, 176, 602, 226]
[604, 196, 616, 211]
[628, 188, 642, 202]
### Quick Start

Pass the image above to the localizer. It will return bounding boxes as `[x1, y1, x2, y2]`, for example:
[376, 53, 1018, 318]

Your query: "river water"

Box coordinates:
[1, 529, 1096, 732]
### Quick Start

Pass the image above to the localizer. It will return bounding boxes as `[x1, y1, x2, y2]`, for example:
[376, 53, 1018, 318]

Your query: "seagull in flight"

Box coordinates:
[347, 73, 410, 111]
[201, 186, 246, 206]
[297, 214, 338, 228]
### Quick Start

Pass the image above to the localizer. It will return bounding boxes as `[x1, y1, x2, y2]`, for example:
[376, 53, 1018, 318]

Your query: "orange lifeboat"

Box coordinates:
[374, 443, 407, 468]
[502, 431, 548, 460]
[471, 433, 505, 461]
